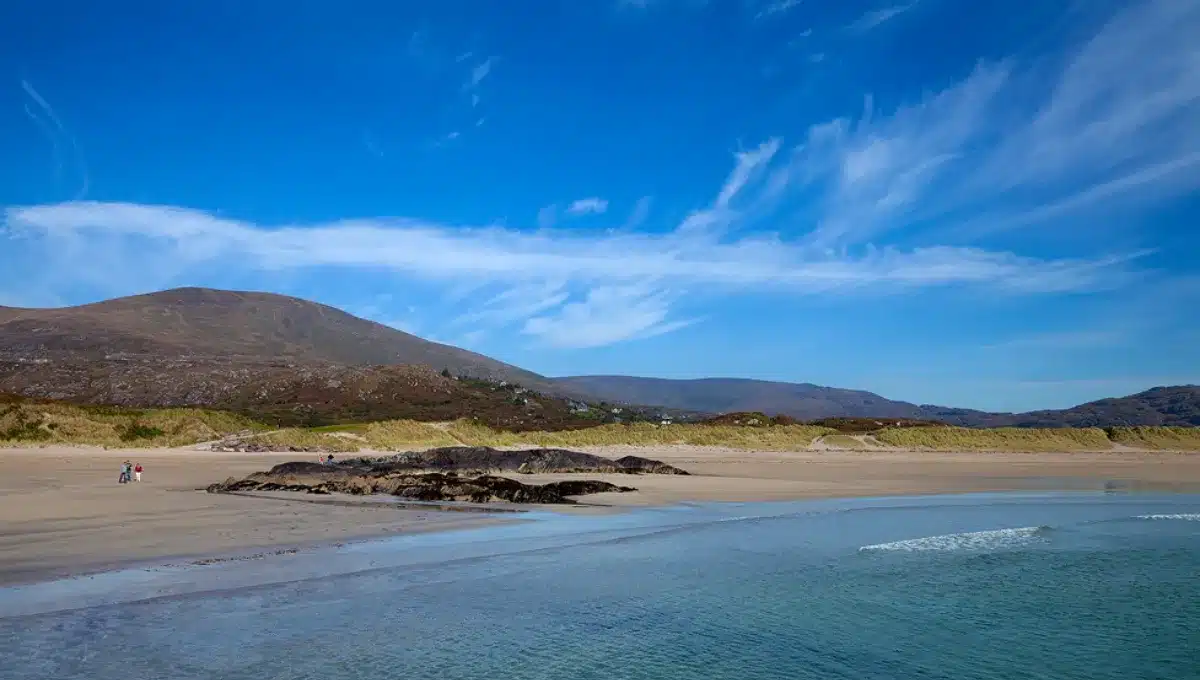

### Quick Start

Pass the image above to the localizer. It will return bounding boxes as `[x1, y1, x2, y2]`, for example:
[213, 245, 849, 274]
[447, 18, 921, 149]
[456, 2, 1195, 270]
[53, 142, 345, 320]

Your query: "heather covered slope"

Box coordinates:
[0, 287, 549, 387]
[1008, 386, 1200, 427]
[923, 386, 1200, 428]
[0, 364, 612, 430]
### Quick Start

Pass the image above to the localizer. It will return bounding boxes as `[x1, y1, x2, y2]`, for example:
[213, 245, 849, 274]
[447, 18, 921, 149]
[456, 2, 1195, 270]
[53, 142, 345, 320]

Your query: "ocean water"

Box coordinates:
[2, 492, 1198, 679]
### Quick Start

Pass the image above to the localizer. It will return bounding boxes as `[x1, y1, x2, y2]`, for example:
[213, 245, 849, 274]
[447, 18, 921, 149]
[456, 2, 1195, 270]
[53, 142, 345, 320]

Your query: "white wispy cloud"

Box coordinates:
[536, 204, 558, 229]
[623, 196, 653, 229]
[717, 139, 780, 208]
[755, 0, 802, 20]
[464, 57, 494, 90]
[1, 197, 1144, 314]
[847, 2, 918, 32]
[457, 55, 496, 126]
[983, 330, 1128, 351]
[617, 0, 714, 13]
[774, 0, 1200, 249]
[982, 275, 1200, 354]
[618, 0, 708, 9]
[21, 80, 89, 200]
[566, 197, 609, 216]
[453, 281, 571, 329]
[522, 285, 696, 349]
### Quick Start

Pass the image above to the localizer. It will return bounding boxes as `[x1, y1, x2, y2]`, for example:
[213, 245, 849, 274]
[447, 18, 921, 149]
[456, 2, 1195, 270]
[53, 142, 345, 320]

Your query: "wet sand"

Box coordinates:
[0, 448, 507, 586]
[2, 444, 1198, 585]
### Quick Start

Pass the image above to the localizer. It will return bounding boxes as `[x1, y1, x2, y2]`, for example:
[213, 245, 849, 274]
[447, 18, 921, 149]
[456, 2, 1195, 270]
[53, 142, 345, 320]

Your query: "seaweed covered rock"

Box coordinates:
[612, 455, 690, 475]
[206, 468, 634, 504]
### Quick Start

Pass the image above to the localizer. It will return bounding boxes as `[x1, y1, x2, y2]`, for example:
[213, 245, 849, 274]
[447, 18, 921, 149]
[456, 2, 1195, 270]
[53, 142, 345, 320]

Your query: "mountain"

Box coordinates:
[0, 287, 551, 388]
[551, 376, 931, 421]
[556, 376, 1200, 427]
[2, 287, 1196, 428]
[0, 287, 605, 427]
[930, 386, 1200, 428]
[0, 287, 686, 427]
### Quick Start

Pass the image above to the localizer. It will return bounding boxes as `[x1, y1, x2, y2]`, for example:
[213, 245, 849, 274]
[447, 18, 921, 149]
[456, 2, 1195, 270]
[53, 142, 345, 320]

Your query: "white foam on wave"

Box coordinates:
[1135, 513, 1200, 521]
[859, 526, 1051, 553]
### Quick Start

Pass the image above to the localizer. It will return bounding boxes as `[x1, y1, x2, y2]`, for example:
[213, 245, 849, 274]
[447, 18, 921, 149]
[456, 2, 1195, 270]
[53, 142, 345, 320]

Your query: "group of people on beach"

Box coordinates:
[118, 460, 143, 484]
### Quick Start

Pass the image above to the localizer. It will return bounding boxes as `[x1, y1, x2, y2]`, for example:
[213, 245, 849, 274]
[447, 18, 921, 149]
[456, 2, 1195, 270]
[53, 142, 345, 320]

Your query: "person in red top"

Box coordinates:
[134, 463, 143, 482]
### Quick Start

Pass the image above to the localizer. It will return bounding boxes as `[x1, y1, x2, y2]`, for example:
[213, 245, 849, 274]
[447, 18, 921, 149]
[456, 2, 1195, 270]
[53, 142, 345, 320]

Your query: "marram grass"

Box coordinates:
[1106, 426, 1200, 451]
[820, 434, 868, 449]
[873, 426, 1113, 451]
[0, 400, 263, 448]
[440, 421, 837, 450]
[3, 400, 1198, 452]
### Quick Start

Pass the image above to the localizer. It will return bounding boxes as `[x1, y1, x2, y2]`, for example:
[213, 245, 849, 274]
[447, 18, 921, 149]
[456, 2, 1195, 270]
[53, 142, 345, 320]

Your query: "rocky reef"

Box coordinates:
[206, 447, 688, 504]
[207, 462, 634, 504]
[340, 446, 690, 475]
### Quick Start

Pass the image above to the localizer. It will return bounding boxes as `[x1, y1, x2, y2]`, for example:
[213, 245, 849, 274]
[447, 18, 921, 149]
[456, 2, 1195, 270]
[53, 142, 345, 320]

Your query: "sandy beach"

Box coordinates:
[2, 444, 1198, 586]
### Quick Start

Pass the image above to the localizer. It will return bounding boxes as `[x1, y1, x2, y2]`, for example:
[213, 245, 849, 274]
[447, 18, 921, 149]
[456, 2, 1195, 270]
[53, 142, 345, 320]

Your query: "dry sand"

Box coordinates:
[2, 444, 1198, 586]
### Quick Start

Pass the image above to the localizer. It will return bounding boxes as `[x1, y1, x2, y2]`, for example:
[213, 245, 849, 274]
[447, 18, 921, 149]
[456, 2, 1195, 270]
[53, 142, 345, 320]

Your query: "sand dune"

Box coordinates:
[2, 444, 1198, 585]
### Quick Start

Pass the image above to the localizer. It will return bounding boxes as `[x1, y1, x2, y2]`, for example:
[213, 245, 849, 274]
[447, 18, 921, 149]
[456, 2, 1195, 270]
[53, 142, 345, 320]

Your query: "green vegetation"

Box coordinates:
[874, 426, 1113, 451]
[1106, 426, 1200, 451]
[820, 434, 867, 449]
[361, 420, 461, 449]
[443, 421, 836, 449]
[224, 420, 835, 452]
[119, 422, 166, 441]
[246, 428, 364, 452]
[2, 396, 1197, 451]
[0, 398, 263, 448]
[809, 417, 945, 433]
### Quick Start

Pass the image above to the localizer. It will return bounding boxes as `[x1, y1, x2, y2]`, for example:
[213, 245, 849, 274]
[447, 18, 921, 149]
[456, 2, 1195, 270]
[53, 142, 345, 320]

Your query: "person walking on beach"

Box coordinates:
[118, 461, 130, 484]
[134, 462, 143, 482]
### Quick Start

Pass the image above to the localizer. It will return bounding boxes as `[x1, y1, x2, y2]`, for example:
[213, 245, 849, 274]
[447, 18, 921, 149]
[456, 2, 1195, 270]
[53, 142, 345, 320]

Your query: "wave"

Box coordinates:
[1135, 513, 1200, 521]
[859, 526, 1052, 553]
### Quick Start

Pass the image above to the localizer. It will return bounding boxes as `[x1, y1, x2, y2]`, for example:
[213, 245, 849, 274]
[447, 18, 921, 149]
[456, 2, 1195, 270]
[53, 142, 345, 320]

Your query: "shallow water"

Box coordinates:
[2, 492, 1198, 679]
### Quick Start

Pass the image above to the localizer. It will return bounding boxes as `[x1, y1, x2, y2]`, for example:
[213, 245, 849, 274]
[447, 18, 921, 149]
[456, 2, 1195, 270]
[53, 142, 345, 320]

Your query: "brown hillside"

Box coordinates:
[0, 287, 552, 389]
[0, 359, 598, 430]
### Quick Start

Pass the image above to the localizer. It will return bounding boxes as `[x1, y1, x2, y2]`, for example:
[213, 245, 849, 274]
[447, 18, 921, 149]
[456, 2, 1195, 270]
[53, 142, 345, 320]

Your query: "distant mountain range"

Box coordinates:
[557, 376, 1200, 428]
[1, 287, 1196, 428]
[554, 376, 932, 421]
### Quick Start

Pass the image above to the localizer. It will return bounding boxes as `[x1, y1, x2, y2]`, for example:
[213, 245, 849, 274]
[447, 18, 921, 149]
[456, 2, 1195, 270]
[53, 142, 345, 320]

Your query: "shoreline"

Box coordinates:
[2, 444, 1199, 588]
[4, 489, 1198, 620]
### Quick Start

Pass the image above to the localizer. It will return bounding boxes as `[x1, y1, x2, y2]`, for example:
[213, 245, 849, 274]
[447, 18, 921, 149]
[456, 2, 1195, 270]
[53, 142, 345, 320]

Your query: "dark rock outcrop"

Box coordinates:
[612, 455, 690, 475]
[341, 446, 689, 476]
[206, 465, 634, 504]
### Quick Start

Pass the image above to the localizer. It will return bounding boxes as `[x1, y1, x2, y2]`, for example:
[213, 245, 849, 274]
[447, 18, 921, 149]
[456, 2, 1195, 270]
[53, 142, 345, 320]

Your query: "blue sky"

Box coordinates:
[1, 0, 1197, 411]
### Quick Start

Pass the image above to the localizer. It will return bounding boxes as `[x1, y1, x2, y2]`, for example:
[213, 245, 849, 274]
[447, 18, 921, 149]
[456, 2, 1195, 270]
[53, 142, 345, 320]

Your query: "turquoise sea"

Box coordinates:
[1, 492, 1198, 679]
